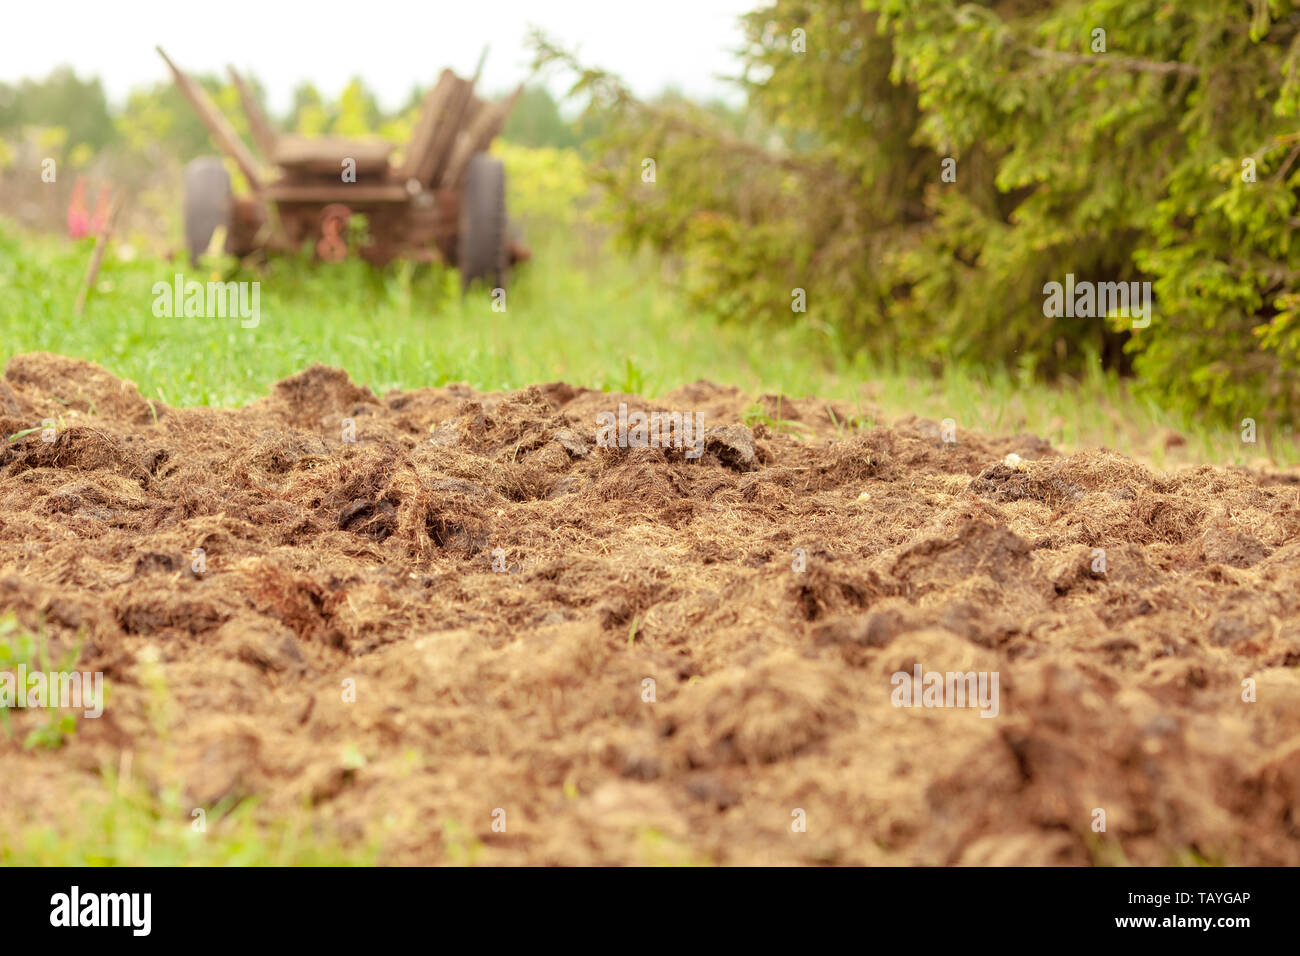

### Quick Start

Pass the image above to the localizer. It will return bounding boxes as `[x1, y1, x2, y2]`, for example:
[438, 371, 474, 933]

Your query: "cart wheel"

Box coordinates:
[457, 153, 508, 291]
[182, 157, 232, 266]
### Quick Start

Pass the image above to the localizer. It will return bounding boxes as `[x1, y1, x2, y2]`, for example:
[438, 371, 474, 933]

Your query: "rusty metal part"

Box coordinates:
[316, 204, 352, 262]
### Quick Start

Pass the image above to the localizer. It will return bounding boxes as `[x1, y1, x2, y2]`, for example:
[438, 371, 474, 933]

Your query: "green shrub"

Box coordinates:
[538, 0, 1300, 425]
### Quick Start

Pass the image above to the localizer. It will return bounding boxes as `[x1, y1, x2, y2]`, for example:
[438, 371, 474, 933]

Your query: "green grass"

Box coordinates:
[2, 221, 854, 408]
[2, 218, 1293, 467]
[1, 774, 377, 866]
[0, 613, 83, 750]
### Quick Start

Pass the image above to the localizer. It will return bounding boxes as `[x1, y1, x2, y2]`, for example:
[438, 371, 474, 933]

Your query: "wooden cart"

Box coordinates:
[158, 47, 528, 287]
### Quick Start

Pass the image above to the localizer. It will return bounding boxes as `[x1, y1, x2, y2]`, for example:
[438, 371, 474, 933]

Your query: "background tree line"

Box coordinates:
[0, 69, 591, 158]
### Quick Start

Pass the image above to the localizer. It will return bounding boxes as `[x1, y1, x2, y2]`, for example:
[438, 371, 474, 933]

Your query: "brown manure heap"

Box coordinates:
[2, 352, 1298, 865]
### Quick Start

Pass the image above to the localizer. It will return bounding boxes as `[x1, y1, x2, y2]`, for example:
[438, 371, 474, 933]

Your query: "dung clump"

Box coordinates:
[2, 352, 1298, 866]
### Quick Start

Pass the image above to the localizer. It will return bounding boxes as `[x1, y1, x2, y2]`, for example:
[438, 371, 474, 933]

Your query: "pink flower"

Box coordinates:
[66, 175, 90, 239]
[91, 186, 113, 234]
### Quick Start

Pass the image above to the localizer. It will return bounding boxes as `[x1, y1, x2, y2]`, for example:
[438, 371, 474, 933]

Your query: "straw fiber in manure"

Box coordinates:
[2, 352, 1299, 864]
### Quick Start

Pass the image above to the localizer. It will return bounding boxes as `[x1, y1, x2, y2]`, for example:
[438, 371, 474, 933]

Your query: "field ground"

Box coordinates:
[2, 219, 1298, 864]
[2, 351, 1299, 865]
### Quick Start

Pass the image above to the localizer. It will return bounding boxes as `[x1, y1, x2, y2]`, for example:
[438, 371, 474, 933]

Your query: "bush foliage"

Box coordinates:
[539, 1, 1300, 425]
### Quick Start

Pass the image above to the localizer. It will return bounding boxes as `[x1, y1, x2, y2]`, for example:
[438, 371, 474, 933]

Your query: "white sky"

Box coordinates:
[0, 0, 756, 113]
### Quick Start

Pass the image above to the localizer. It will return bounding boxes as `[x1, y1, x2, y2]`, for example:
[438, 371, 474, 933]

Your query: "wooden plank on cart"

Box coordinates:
[443, 85, 523, 191]
[418, 73, 476, 188]
[397, 69, 456, 184]
[227, 66, 280, 161]
[156, 47, 264, 193]
[462, 94, 486, 131]
[264, 182, 409, 203]
[273, 135, 394, 176]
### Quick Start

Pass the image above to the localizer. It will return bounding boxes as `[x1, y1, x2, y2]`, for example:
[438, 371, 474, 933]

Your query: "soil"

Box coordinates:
[2, 351, 1299, 865]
